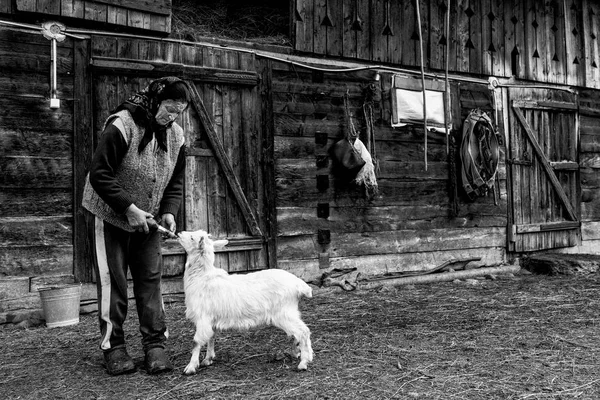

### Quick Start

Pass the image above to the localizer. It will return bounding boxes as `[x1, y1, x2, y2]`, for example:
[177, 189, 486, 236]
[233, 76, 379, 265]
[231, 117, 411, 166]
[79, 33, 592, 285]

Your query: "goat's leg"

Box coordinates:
[275, 315, 313, 370]
[200, 334, 216, 366]
[184, 322, 213, 375]
[295, 320, 313, 370]
[290, 338, 301, 359]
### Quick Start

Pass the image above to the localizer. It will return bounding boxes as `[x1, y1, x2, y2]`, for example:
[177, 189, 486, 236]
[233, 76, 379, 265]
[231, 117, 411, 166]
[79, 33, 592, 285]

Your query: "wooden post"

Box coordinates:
[73, 38, 94, 283]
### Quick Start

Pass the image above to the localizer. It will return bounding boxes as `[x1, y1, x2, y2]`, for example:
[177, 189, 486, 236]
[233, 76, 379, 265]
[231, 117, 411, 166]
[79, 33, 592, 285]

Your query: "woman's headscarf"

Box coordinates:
[112, 76, 189, 153]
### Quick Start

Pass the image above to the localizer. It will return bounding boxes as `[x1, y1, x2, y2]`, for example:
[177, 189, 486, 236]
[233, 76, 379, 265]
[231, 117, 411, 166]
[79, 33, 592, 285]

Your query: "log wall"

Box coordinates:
[561, 88, 600, 254]
[271, 61, 509, 280]
[0, 28, 75, 280]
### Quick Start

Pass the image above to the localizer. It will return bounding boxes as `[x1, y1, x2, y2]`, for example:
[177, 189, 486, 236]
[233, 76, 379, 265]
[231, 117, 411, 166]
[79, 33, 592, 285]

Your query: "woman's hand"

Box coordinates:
[125, 204, 154, 233]
[161, 213, 177, 235]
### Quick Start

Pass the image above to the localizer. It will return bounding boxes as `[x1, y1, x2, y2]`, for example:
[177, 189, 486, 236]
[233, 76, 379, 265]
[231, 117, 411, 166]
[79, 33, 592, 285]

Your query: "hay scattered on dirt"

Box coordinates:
[170, 0, 291, 46]
[3, 273, 600, 399]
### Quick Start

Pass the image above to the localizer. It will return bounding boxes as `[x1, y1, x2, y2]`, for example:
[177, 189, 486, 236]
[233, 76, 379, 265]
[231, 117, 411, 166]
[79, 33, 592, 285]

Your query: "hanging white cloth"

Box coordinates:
[353, 138, 378, 198]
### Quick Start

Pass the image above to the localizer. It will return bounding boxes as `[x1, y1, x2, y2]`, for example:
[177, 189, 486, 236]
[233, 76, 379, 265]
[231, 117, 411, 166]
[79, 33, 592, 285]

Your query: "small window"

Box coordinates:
[391, 75, 452, 132]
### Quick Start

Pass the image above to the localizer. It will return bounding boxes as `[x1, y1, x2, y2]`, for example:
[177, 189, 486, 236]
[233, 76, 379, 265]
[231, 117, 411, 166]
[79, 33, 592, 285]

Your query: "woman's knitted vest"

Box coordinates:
[82, 110, 185, 232]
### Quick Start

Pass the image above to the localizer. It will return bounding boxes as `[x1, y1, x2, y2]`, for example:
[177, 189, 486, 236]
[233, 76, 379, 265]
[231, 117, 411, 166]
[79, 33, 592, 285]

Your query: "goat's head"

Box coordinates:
[177, 230, 229, 257]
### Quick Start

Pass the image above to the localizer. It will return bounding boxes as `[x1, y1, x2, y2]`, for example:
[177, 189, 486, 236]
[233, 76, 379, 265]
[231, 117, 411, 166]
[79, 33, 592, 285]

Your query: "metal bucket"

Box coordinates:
[38, 284, 82, 328]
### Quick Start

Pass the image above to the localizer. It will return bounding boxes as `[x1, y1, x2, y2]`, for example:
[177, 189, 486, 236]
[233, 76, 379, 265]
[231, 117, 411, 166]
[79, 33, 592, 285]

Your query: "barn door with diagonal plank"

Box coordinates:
[183, 78, 270, 272]
[507, 88, 581, 252]
[80, 43, 275, 283]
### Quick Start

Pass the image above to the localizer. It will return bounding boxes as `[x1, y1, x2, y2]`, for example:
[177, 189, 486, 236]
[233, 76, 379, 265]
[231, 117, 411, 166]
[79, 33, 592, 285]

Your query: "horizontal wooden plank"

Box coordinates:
[581, 197, 600, 222]
[581, 167, 600, 188]
[277, 203, 507, 236]
[0, 189, 71, 215]
[550, 161, 579, 170]
[276, 177, 488, 208]
[580, 137, 600, 153]
[0, 155, 72, 188]
[0, 277, 30, 300]
[272, 80, 367, 99]
[91, 57, 259, 86]
[278, 247, 507, 283]
[0, 244, 73, 277]
[0, 127, 71, 157]
[277, 227, 506, 260]
[580, 154, 600, 168]
[0, 216, 72, 246]
[512, 100, 578, 111]
[582, 222, 600, 241]
[161, 236, 264, 257]
[392, 76, 446, 91]
[185, 147, 213, 157]
[92, 0, 171, 15]
[515, 221, 581, 234]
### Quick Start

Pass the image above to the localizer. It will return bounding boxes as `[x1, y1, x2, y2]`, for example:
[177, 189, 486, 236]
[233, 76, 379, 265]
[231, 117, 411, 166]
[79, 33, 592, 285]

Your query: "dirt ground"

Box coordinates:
[2, 271, 600, 400]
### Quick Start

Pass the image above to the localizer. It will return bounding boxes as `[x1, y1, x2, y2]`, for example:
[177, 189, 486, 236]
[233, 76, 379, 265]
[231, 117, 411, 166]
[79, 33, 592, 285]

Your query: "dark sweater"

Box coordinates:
[82, 110, 186, 231]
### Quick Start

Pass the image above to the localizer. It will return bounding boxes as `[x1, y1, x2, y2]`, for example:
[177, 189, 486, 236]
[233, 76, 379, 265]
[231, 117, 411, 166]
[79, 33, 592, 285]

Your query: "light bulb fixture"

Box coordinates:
[42, 21, 66, 109]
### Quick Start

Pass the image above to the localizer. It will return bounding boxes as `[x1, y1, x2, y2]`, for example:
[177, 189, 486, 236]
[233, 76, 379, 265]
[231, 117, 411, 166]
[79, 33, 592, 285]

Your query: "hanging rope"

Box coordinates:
[444, 0, 451, 155]
[415, 0, 428, 171]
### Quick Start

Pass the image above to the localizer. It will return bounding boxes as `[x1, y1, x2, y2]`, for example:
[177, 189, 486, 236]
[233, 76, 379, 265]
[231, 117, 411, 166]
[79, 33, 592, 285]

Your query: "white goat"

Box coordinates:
[178, 230, 314, 374]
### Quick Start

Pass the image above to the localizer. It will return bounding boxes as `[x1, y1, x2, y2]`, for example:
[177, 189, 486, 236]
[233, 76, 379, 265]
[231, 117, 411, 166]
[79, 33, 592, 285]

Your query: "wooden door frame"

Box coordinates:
[506, 90, 581, 252]
[73, 50, 278, 282]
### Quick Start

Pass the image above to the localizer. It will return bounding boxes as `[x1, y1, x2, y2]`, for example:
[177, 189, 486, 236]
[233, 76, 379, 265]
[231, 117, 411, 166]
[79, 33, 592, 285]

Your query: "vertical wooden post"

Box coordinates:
[258, 58, 278, 269]
[73, 38, 94, 283]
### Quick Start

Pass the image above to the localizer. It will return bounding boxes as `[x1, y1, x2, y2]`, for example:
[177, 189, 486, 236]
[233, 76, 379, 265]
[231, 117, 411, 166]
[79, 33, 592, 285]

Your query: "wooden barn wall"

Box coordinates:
[271, 61, 508, 280]
[0, 28, 276, 314]
[0, 28, 75, 282]
[293, 0, 600, 89]
[0, 0, 172, 34]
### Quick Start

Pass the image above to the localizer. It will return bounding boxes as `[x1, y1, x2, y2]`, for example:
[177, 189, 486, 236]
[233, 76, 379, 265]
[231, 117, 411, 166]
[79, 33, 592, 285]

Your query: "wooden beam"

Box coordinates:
[92, 0, 171, 15]
[550, 161, 579, 171]
[90, 57, 259, 87]
[512, 104, 578, 222]
[515, 221, 581, 234]
[186, 81, 263, 237]
[73, 38, 95, 283]
[512, 99, 578, 111]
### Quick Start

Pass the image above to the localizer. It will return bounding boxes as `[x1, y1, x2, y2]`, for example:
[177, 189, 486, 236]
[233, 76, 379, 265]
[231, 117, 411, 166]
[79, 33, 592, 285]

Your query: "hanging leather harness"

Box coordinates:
[460, 109, 500, 200]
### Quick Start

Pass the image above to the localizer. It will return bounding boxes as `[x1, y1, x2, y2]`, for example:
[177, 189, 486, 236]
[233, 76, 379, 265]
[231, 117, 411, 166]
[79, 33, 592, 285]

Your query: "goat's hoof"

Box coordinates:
[183, 364, 198, 375]
[200, 359, 213, 367]
[297, 362, 308, 371]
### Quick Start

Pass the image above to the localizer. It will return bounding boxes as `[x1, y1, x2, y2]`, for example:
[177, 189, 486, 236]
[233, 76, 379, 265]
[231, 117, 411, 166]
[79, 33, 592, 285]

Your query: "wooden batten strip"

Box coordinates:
[92, 0, 171, 16]
[515, 221, 581, 234]
[550, 161, 579, 171]
[512, 99, 578, 111]
[90, 56, 259, 86]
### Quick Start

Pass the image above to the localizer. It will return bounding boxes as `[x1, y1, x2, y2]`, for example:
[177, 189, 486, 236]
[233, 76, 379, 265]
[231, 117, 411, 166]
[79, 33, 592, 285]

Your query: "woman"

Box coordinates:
[82, 76, 190, 375]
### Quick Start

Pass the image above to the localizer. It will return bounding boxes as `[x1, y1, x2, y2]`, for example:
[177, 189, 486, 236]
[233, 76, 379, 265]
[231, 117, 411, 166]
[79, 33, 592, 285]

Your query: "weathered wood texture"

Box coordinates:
[506, 87, 581, 252]
[0, 28, 75, 277]
[271, 60, 508, 277]
[293, 0, 600, 89]
[579, 89, 600, 228]
[5, 0, 171, 33]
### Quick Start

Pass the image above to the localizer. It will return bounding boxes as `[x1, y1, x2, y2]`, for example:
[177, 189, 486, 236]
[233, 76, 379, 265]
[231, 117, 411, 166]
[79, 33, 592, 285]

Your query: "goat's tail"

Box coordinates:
[297, 279, 313, 299]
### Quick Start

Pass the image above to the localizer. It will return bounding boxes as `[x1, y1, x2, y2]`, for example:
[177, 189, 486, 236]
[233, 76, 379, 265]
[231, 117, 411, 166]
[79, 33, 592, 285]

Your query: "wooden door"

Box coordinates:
[182, 80, 269, 272]
[77, 52, 274, 279]
[507, 87, 581, 252]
